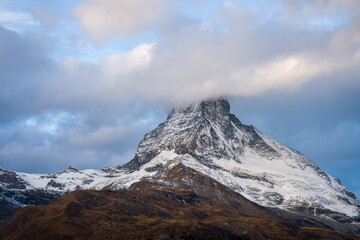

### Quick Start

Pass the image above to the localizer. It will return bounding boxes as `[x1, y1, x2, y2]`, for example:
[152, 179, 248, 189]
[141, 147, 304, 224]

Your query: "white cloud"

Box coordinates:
[0, 10, 39, 32]
[101, 43, 154, 77]
[73, 0, 173, 41]
[0, 11, 37, 25]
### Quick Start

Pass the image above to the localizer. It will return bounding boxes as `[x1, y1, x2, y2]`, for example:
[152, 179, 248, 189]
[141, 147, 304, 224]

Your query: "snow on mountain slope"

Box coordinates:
[119, 98, 360, 222]
[1, 98, 359, 226]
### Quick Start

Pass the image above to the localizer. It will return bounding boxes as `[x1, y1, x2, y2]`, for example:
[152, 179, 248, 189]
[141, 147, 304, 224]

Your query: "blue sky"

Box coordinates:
[0, 0, 359, 198]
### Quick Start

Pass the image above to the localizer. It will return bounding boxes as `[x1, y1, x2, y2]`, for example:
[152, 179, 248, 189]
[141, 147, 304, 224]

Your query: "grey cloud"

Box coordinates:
[32, 4, 58, 27]
[0, 28, 166, 172]
[0, 104, 167, 173]
[0, 25, 50, 120]
[2, 1, 360, 115]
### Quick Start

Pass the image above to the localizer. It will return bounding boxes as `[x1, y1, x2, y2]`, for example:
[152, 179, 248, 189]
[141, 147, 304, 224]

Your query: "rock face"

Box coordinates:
[121, 98, 360, 224]
[1, 164, 359, 240]
[0, 168, 62, 226]
[1, 98, 359, 232]
[126, 98, 281, 170]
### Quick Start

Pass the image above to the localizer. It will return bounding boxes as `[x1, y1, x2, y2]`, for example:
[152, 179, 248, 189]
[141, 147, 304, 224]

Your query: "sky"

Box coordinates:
[0, 0, 359, 197]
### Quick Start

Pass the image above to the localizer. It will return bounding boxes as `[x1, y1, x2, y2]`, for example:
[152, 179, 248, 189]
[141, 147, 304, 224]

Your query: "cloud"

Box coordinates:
[101, 43, 154, 76]
[73, 0, 174, 41]
[3, 0, 360, 114]
[0, 25, 50, 121]
[0, 10, 38, 25]
[0, 9, 40, 33]
[0, 104, 166, 173]
[32, 4, 58, 27]
[118, 1, 360, 106]
[34, 43, 155, 111]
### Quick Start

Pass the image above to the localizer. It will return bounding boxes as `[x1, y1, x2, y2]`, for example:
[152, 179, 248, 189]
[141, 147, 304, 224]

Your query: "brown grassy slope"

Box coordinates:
[0, 164, 359, 240]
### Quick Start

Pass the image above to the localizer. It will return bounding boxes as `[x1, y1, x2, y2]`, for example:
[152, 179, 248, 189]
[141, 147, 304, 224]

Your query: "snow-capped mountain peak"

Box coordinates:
[122, 97, 359, 221]
[1, 97, 359, 229]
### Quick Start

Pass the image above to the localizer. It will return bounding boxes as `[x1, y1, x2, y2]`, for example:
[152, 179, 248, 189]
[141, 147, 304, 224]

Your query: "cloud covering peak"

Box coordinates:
[0, 0, 360, 197]
[70, 0, 360, 106]
[2, 0, 360, 110]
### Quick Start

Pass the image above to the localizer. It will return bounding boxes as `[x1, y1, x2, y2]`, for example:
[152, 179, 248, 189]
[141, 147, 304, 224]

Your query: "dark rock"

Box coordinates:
[0, 168, 28, 190]
[263, 192, 284, 205]
[145, 163, 163, 172]
[46, 179, 65, 189]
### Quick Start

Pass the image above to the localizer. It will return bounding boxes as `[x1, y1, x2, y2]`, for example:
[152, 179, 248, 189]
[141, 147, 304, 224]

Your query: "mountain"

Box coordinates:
[1, 98, 359, 234]
[1, 164, 359, 240]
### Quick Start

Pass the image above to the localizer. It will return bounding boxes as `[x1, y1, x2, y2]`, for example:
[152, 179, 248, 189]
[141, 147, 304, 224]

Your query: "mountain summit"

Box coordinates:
[121, 98, 359, 221]
[126, 97, 271, 169]
[1, 98, 359, 232]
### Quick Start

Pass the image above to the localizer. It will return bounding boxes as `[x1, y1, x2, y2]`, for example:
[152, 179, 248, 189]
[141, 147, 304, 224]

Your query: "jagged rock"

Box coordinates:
[67, 166, 80, 172]
[144, 163, 163, 172]
[0, 168, 27, 190]
[46, 180, 65, 189]
[263, 192, 284, 205]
